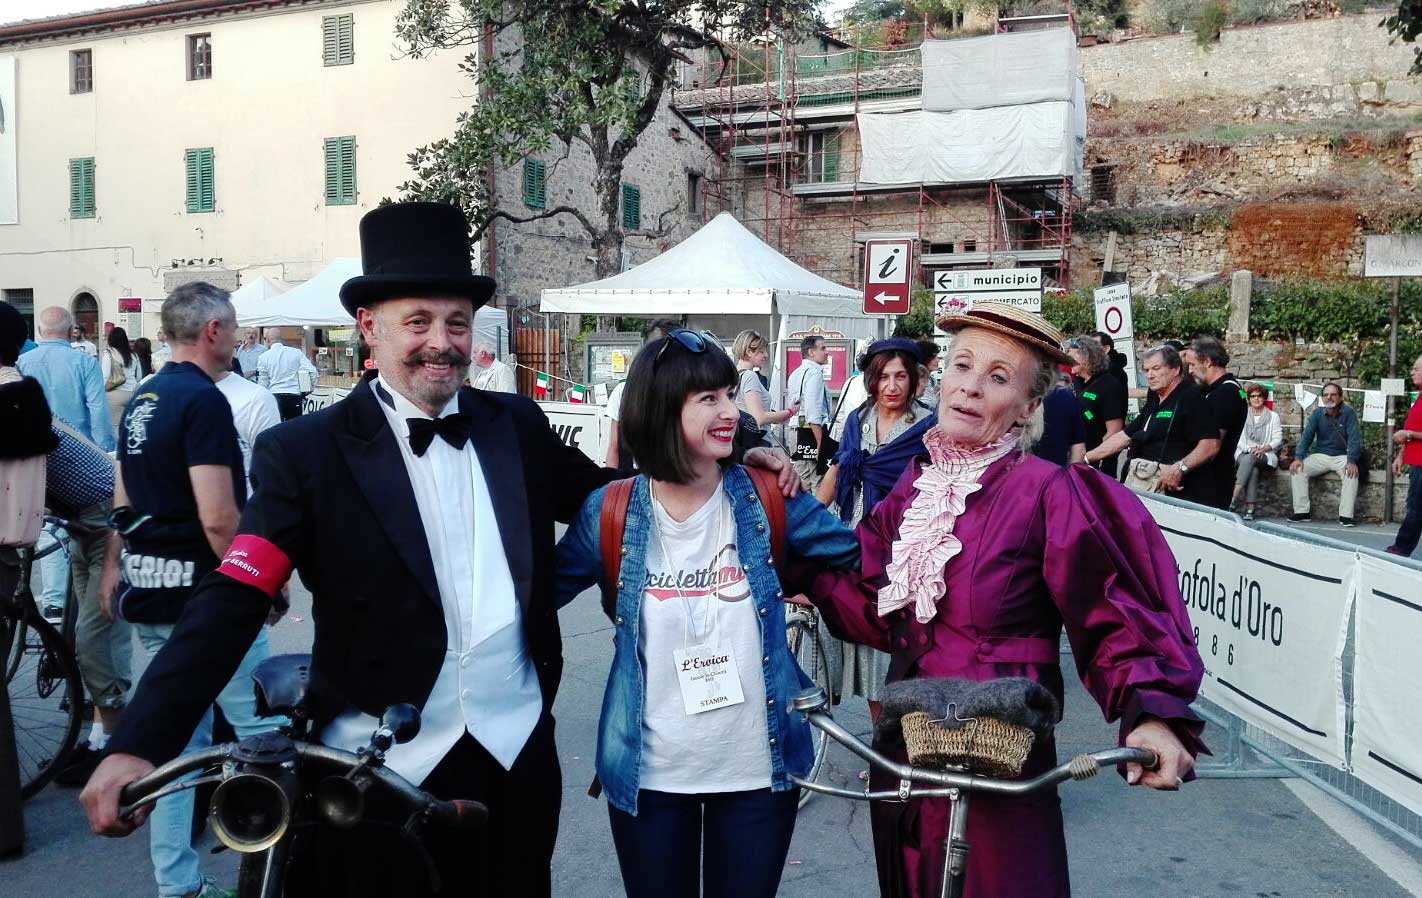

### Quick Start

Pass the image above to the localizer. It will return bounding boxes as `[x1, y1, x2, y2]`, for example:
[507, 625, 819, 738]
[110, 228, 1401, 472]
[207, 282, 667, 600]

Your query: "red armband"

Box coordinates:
[217, 535, 292, 599]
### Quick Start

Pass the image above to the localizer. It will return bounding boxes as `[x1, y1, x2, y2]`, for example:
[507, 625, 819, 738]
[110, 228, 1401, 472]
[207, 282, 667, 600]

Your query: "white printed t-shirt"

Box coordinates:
[639, 481, 772, 794]
[214, 373, 281, 496]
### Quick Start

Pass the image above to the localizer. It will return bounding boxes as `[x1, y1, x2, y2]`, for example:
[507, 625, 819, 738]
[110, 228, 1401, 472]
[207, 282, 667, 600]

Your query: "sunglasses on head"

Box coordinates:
[654, 328, 719, 368]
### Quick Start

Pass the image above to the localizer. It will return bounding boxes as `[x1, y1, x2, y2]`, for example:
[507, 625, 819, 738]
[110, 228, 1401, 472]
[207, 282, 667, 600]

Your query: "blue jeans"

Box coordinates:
[134, 624, 282, 897]
[608, 787, 799, 898]
[1392, 467, 1422, 556]
[33, 527, 70, 611]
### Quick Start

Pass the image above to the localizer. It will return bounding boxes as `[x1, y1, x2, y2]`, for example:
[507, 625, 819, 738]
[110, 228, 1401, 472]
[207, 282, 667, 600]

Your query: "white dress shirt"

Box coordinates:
[470, 358, 517, 394]
[255, 342, 317, 396]
[321, 376, 542, 782]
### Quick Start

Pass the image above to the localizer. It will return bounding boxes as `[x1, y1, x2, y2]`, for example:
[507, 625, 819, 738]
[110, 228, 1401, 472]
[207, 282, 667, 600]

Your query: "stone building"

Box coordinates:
[671, 20, 1082, 294]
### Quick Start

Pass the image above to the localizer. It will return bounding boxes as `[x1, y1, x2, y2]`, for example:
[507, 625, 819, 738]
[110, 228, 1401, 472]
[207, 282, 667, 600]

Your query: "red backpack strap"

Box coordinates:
[745, 466, 787, 568]
[598, 478, 636, 619]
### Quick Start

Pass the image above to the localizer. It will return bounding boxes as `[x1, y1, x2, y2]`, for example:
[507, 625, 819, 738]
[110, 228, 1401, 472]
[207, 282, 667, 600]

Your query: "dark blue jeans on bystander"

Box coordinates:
[608, 787, 800, 898]
[1391, 467, 1422, 557]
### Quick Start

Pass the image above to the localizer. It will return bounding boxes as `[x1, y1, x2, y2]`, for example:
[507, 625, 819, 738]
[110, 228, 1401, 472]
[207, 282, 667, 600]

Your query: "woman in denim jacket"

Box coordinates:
[555, 330, 859, 898]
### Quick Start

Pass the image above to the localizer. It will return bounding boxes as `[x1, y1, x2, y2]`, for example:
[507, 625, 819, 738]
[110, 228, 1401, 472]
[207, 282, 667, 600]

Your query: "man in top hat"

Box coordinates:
[82, 202, 797, 896]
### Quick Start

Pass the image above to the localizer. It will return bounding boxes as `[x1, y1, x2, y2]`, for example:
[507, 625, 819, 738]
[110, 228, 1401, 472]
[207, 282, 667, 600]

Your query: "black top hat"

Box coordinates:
[338, 202, 497, 316]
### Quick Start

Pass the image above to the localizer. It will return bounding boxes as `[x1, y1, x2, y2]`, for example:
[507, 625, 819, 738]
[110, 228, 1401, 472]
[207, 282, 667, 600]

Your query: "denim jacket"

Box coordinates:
[555, 465, 860, 815]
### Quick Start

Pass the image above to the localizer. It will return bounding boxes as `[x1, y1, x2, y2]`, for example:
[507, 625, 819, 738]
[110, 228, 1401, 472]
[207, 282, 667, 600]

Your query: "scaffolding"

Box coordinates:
[674, 23, 1078, 294]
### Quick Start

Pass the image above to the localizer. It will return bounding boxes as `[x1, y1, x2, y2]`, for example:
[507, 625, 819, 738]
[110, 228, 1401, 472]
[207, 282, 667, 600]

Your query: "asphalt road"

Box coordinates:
[4, 520, 1420, 897]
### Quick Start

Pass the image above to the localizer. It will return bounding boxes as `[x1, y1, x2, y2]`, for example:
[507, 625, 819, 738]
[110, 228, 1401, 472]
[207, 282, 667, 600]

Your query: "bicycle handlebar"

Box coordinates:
[792, 694, 1158, 800]
[43, 514, 101, 539]
[118, 741, 487, 830]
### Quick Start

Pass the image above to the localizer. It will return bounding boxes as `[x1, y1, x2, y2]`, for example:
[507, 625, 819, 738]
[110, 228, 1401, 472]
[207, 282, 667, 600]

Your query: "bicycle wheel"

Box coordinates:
[7, 613, 84, 798]
[3, 613, 28, 684]
[786, 608, 832, 810]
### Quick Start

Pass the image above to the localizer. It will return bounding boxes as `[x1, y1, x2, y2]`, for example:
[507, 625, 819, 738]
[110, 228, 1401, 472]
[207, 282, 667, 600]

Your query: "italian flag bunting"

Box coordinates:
[534, 371, 550, 399]
[568, 384, 588, 404]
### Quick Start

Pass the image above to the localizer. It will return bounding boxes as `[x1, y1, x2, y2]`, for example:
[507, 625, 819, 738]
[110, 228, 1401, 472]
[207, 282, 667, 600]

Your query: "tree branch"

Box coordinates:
[475, 204, 598, 241]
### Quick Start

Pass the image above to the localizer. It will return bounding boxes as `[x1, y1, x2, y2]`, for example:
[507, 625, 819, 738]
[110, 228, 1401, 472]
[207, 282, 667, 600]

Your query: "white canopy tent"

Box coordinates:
[236, 258, 360, 328]
[541, 212, 865, 318]
[229, 276, 287, 325]
[235, 257, 511, 359]
[540, 212, 884, 400]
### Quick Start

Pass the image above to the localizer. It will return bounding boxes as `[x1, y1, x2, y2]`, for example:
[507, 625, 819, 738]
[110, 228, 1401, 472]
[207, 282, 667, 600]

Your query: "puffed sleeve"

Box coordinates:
[1041, 465, 1208, 758]
[787, 481, 906, 652]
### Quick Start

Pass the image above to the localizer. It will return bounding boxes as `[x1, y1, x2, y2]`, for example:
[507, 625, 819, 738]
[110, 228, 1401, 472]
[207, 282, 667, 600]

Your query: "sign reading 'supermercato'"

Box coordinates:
[1364, 234, 1422, 278]
[932, 267, 1043, 315]
[1142, 496, 1350, 766]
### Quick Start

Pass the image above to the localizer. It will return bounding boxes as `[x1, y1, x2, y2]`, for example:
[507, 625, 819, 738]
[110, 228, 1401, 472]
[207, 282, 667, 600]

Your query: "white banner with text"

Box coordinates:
[1143, 498, 1351, 767]
[1351, 554, 1422, 817]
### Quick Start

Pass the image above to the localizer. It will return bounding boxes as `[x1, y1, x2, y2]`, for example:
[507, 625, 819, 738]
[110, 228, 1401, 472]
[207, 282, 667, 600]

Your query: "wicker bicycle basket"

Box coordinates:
[899, 712, 1035, 777]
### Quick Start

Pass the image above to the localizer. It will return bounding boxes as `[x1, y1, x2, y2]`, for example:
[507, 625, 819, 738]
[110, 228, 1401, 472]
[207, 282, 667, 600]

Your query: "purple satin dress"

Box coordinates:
[798, 453, 1206, 898]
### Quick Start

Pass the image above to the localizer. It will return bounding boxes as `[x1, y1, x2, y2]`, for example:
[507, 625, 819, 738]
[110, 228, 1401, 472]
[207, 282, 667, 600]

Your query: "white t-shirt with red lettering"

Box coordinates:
[639, 480, 772, 794]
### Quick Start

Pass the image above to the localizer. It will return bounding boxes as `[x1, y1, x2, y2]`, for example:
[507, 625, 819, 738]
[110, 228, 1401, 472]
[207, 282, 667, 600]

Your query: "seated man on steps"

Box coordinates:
[1289, 382, 1363, 527]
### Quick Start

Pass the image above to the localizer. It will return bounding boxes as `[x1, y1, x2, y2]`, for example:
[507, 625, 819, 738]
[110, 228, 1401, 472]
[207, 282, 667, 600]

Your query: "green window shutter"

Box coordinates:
[523, 159, 545, 209]
[823, 135, 840, 183]
[70, 158, 95, 219]
[325, 136, 356, 205]
[185, 148, 215, 213]
[621, 184, 640, 230]
[323, 14, 354, 66]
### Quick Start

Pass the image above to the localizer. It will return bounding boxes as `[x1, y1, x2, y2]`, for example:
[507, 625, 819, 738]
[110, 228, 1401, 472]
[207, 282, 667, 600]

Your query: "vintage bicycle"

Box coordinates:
[117, 653, 487, 898]
[2, 515, 87, 798]
[788, 685, 1158, 898]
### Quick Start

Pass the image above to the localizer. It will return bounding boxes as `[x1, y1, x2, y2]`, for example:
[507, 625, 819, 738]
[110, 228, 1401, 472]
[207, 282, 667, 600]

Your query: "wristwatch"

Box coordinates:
[1178, 462, 1191, 475]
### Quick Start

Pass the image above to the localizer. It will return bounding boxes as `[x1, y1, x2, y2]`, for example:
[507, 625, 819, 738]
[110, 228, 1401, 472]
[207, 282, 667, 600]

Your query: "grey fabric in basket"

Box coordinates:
[876, 676, 1060, 743]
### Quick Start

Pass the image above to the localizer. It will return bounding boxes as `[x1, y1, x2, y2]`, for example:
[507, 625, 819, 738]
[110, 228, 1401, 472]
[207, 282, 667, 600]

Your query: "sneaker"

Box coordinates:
[1288, 512, 1311, 523]
[41, 604, 64, 623]
[1385, 546, 1407, 556]
[1243, 509, 1255, 522]
[1339, 517, 1356, 528]
[53, 743, 107, 787]
[178, 876, 236, 898]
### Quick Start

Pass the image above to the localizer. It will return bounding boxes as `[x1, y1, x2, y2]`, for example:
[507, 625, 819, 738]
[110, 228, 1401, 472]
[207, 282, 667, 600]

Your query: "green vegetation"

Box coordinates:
[1194, 0, 1228, 45]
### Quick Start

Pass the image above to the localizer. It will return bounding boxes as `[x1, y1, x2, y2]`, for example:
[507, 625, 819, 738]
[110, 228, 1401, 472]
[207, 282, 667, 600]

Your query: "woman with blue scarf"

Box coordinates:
[812, 339, 935, 722]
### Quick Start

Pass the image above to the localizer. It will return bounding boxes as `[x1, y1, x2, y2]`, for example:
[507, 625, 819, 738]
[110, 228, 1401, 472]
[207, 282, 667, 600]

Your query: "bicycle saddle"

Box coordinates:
[252, 653, 313, 718]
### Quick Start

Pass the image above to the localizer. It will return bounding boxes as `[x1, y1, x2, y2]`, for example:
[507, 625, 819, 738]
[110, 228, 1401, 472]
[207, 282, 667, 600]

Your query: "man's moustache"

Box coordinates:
[404, 351, 472, 367]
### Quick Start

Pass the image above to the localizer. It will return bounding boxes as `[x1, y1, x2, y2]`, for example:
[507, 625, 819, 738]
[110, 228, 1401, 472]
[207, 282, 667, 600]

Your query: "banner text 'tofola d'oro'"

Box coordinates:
[1142, 497, 1351, 767]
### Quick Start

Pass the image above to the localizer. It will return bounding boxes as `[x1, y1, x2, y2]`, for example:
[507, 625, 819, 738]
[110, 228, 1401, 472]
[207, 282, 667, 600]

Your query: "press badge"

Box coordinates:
[672, 644, 746, 715]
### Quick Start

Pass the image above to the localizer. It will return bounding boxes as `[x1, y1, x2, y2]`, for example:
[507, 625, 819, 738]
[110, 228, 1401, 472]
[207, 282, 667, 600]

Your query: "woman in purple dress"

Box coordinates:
[793, 304, 1205, 898]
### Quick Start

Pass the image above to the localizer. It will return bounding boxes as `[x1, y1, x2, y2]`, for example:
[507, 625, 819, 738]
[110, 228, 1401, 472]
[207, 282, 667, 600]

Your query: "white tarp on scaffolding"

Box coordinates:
[920, 29, 1079, 111]
[539, 212, 863, 318]
[857, 102, 1080, 185]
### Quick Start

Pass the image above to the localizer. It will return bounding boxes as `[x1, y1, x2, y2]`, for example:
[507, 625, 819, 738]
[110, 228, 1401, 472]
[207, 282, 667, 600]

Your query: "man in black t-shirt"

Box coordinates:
[1086, 344, 1219, 505]
[1070, 336, 1128, 473]
[1189, 337, 1248, 510]
[97, 282, 275, 898]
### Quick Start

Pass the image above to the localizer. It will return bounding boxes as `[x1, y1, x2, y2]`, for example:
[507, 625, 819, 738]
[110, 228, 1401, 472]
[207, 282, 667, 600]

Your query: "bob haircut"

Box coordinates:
[731, 328, 766, 363]
[620, 335, 740, 484]
[864, 348, 921, 405]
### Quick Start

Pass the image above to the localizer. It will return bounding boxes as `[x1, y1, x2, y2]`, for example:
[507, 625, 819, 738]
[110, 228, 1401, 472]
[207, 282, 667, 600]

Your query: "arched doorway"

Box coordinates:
[71, 292, 99, 341]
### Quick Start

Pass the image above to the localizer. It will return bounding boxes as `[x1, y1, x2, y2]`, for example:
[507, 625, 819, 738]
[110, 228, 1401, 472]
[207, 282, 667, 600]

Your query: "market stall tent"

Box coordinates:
[236, 258, 360, 327]
[229, 276, 287, 324]
[540, 211, 865, 318]
[539, 212, 884, 402]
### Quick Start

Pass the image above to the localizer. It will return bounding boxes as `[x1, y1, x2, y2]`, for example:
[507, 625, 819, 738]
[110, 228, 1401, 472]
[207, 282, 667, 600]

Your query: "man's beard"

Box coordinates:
[400, 348, 472, 407]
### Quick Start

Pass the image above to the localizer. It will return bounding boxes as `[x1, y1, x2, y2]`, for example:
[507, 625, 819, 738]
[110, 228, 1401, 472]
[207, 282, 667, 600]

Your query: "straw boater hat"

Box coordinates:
[935, 302, 1073, 366]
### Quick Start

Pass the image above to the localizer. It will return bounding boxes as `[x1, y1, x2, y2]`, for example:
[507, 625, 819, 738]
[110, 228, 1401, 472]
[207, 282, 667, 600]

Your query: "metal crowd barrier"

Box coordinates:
[1140, 490, 1422, 852]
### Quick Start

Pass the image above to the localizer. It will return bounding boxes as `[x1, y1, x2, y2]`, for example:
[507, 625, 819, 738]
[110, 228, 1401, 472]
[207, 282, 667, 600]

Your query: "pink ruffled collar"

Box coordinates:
[878, 428, 1019, 622]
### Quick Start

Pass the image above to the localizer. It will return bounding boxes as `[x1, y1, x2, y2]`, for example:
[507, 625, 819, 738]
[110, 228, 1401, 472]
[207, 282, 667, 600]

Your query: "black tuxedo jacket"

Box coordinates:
[109, 374, 615, 765]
